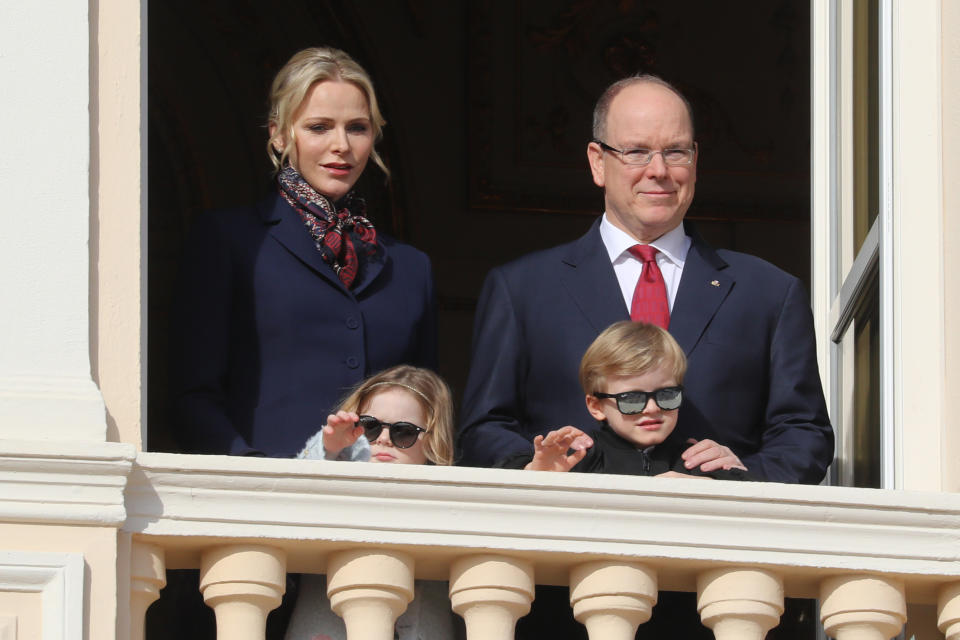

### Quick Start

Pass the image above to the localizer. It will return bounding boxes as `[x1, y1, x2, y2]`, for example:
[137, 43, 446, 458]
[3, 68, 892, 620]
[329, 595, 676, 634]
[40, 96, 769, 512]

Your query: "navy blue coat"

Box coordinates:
[459, 219, 833, 484]
[170, 193, 436, 457]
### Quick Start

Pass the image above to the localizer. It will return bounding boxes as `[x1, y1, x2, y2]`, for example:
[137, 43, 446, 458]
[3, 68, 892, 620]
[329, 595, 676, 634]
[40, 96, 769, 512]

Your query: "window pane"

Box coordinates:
[852, 0, 879, 254]
[851, 278, 881, 488]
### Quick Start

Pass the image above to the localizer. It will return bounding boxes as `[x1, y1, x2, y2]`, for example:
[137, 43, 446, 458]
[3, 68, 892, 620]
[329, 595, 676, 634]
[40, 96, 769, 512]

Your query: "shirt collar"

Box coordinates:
[599, 214, 689, 267]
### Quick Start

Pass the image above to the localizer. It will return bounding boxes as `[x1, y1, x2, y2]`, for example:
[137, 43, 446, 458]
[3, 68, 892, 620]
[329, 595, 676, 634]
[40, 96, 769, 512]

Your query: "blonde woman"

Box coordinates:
[171, 47, 435, 458]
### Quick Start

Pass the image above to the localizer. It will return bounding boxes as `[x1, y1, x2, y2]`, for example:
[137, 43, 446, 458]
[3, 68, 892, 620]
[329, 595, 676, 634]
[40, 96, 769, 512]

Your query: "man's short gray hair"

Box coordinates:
[592, 74, 696, 141]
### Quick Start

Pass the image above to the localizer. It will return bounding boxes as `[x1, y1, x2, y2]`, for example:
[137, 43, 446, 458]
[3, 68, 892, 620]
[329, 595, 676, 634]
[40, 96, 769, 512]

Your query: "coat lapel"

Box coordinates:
[669, 223, 732, 355]
[263, 194, 387, 297]
[350, 242, 387, 296]
[559, 220, 632, 332]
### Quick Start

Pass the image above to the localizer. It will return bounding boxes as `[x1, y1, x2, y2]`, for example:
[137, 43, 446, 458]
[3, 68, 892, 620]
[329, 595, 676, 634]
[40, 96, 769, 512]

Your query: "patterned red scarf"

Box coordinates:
[277, 166, 378, 289]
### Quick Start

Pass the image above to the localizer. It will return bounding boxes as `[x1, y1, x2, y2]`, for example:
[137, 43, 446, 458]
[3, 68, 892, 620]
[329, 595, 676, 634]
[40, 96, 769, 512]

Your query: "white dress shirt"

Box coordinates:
[599, 215, 691, 312]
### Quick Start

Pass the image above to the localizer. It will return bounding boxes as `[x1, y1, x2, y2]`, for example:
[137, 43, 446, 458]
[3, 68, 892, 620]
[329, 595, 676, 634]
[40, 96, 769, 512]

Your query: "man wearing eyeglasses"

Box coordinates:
[459, 72, 831, 640]
[460, 75, 833, 485]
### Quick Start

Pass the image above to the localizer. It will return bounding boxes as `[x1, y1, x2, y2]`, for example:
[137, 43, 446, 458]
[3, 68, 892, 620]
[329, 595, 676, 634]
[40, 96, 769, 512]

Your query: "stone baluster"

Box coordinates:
[199, 545, 287, 640]
[130, 542, 166, 640]
[939, 582, 960, 640]
[696, 567, 783, 640]
[326, 549, 415, 640]
[569, 561, 657, 640]
[449, 554, 535, 640]
[820, 575, 906, 640]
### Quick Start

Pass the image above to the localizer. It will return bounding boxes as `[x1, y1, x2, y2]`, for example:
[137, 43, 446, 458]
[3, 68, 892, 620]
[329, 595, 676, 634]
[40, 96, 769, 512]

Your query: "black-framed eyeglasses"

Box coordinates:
[593, 140, 696, 166]
[593, 386, 684, 414]
[357, 415, 428, 449]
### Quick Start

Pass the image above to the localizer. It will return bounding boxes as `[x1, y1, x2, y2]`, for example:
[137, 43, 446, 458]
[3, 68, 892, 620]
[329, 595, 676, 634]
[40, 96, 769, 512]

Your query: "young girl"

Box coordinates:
[285, 365, 457, 640]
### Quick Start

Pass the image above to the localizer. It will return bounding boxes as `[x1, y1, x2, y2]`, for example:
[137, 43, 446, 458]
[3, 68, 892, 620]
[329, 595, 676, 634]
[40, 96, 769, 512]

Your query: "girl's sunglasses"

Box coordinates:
[357, 415, 428, 449]
[593, 386, 684, 414]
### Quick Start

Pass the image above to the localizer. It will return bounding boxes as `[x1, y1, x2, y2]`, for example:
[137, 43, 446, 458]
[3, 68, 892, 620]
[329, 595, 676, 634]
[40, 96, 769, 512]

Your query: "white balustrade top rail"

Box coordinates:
[124, 450, 960, 602]
[2, 440, 959, 603]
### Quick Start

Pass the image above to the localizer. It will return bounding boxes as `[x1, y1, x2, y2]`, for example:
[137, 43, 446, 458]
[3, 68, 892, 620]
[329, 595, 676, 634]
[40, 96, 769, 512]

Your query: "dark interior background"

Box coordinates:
[145, 1, 811, 637]
[147, 0, 811, 453]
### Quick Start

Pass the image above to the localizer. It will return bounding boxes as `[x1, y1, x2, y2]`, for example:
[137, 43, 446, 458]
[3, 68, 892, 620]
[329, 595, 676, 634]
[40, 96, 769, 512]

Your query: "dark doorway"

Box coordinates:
[146, 2, 811, 638]
[148, 0, 811, 450]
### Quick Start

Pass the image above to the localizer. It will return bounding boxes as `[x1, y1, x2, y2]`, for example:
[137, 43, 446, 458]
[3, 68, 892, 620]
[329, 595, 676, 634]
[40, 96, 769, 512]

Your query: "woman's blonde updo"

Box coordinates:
[266, 46, 388, 176]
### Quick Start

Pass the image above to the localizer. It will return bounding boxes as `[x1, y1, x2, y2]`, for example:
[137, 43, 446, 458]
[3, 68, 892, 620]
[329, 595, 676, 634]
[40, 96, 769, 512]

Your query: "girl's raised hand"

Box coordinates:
[322, 410, 363, 457]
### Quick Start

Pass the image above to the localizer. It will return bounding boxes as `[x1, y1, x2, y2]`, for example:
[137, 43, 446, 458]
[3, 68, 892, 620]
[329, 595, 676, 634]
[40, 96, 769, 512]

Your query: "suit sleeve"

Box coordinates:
[458, 268, 537, 467]
[740, 278, 834, 483]
[169, 214, 260, 456]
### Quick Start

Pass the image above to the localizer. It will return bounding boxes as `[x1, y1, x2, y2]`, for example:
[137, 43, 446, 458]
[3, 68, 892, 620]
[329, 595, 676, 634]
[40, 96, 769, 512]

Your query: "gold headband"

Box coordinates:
[367, 381, 432, 408]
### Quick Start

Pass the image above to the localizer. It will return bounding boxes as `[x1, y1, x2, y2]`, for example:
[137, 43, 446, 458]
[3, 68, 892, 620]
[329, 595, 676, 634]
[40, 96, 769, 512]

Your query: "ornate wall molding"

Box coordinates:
[0, 551, 84, 640]
[0, 440, 135, 527]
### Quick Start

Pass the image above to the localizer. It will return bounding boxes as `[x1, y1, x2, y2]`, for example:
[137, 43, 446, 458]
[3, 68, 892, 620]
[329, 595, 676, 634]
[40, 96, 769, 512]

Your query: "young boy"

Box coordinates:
[513, 321, 751, 479]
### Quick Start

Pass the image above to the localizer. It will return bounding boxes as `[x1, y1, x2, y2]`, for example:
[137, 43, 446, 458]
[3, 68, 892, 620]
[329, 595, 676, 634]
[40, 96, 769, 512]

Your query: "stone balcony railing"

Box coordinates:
[3, 440, 960, 639]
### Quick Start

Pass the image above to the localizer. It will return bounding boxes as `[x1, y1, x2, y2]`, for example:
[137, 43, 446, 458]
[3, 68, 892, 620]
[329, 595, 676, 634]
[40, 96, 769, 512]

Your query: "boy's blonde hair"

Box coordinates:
[579, 321, 687, 394]
[337, 365, 454, 466]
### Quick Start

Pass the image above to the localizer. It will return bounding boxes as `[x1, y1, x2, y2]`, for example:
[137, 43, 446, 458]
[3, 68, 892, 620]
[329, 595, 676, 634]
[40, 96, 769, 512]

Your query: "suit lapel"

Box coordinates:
[669, 224, 732, 355]
[559, 220, 631, 332]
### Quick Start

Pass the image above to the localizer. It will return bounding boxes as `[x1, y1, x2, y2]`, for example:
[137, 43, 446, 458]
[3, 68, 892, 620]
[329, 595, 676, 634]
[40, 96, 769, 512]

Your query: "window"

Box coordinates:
[819, 0, 890, 489]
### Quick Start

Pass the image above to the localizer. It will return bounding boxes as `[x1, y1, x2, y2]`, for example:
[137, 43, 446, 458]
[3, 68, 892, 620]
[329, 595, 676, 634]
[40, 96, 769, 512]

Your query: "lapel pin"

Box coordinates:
[710, 280, 720, 287]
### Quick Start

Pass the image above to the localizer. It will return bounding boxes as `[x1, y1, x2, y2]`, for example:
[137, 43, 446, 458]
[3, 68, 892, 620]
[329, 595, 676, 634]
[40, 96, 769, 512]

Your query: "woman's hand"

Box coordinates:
[525, 426, 594, 472]
[681, 438, 748, 472]
[322, 410, 363, 458]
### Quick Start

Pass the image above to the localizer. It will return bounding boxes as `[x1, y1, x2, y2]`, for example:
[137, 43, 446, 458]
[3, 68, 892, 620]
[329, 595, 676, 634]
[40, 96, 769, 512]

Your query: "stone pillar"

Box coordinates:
[939, 582, 960, 640]
[326, 549, 415, 640]
[199, 545, 287, 640]
[130, 543, 166, 640]
[0, 0, 107, 442]
[820, 575, 906, 640]
[449, 554, 535, 640]
[696, 567, 783, 640]
[569, 561, 657, 640]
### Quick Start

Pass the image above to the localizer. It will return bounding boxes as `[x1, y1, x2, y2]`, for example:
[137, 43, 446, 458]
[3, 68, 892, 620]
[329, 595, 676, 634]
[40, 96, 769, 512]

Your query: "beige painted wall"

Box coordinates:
[0, 592, 41, 640]
[891, 1, 951, 492]
[943, 0, 960, 493]
[0, 524, 120, 640]
[92, 0, 145, 450]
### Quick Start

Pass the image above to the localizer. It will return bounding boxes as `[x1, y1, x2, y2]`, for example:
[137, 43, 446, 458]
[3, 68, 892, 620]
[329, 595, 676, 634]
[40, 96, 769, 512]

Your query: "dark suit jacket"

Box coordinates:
[170, 193, 436, 457]
[459, 219, 833, 484]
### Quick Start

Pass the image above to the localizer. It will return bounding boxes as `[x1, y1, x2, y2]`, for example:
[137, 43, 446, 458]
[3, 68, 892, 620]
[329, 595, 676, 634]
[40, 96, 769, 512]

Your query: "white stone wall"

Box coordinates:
[0, 0, 106, 441]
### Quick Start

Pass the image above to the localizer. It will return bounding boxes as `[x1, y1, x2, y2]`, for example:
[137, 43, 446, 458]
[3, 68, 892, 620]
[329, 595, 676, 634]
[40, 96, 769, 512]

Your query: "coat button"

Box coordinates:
[346, 356, 359, 369]
[346, 316, 360, 330]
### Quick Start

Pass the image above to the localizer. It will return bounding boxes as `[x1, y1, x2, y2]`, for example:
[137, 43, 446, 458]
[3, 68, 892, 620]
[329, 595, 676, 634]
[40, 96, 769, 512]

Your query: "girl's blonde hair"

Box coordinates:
[266, 46, 389, 176]
[337, 365, 455, 466]
[579, 321, 687, 395]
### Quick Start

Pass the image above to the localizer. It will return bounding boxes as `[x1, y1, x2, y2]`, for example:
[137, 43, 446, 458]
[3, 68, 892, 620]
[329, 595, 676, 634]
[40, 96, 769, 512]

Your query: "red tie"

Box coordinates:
[628, 244, 670, 328]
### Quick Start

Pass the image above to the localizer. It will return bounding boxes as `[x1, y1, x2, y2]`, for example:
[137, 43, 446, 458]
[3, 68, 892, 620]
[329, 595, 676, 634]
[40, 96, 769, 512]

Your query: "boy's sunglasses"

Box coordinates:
[593, 386, 684, 414]
[357, 415, 428, 449]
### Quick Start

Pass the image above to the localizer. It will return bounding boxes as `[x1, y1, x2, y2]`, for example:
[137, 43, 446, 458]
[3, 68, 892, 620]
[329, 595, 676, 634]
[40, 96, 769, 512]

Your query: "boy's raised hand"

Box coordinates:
[525, 426, 594, 472]
[322, 410, 363, 457]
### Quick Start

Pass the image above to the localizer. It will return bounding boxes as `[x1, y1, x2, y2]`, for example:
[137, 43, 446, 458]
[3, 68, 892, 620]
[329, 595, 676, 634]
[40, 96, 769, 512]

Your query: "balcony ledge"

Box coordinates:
[123, 451, 960, 601]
